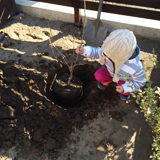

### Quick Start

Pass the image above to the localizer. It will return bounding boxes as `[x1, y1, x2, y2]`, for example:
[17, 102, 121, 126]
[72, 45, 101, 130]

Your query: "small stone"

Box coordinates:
[43, 138, 60, 152]
[0, 105, 15, 119]
[33, 128, 48, 142]
[23, 139, 32, 147]
[77, 31, 81, 35]
[17, 125, 24, 132]
[75, 115, 82, 122]
[5, 132, 15, 140]
[6, 141, 12, 147]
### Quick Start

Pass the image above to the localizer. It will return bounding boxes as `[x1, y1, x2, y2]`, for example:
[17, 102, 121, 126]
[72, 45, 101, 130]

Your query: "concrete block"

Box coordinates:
[15, 0, 160, 41]
[81, 10, 160, 41]
[15, 0, 74, 22]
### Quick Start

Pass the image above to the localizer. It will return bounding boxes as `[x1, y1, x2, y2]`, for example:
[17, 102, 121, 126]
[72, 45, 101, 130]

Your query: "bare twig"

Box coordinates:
[47, 0, 87, 86]
[81, 0, 86, 46]
[74, 0, 86, 66]
[49, 73, 57, 92]
[47, 21, 57, 59]
[47, 21, 70, 69]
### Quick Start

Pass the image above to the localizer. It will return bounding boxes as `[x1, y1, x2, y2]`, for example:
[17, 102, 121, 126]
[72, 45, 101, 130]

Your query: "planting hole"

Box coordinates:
[48, 64, 96, 108]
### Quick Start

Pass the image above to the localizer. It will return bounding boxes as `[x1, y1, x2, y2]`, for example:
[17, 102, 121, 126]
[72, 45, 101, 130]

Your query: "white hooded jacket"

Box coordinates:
[82, 45, 146, 93]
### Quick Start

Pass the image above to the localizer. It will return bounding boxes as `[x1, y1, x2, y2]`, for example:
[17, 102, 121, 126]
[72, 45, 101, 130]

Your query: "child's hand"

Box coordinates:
[116, 85, 124, 93]
[75, 46, 84, 54]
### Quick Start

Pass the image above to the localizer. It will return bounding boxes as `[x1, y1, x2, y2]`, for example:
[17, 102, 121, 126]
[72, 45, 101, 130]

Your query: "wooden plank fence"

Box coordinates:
[29, 0, 160, 22]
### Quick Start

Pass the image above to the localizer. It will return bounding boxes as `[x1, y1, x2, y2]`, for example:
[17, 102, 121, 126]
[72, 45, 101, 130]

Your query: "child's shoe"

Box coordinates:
[120, 94, 130, 101]
[97, 82, 107, 89]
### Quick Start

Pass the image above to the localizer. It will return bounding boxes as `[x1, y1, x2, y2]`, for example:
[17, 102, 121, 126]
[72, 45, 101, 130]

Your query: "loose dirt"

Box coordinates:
[0, 13, 160, 160]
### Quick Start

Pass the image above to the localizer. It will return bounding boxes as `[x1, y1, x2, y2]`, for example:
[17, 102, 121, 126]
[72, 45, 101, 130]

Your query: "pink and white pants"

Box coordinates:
[94, 66, 131, 96]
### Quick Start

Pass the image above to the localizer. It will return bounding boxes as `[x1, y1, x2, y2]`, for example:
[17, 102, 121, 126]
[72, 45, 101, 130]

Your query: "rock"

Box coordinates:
[43, 137, 60, 152]
[6, 141, 12, 147]
[89, 111, 96, 119]
[33, 128, 49, 142]
[77, 31, 81, 35]
[23, 139, 32, 147]
[75, 114, 82, 122]
[109, 111, 123, 122]
[5, 132, 15, 140]
[29, 79, 34, 84]
[0, 105, 15, 119]
[17, 125, 24, 132]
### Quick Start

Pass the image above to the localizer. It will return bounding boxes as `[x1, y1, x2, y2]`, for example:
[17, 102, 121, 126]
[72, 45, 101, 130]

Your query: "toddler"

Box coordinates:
[75, 29, 146, 100]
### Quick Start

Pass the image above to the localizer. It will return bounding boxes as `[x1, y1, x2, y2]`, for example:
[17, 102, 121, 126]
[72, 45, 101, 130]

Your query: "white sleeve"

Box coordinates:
[81, 46, 104, 59]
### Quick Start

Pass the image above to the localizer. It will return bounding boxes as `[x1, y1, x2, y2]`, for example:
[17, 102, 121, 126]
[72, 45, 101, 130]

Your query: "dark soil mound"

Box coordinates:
[0, 60, 119, 157]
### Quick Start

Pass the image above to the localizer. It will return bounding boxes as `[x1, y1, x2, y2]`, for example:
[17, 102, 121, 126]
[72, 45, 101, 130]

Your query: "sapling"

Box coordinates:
[47, 0, 86, 87]
[46, 1, 87, 106]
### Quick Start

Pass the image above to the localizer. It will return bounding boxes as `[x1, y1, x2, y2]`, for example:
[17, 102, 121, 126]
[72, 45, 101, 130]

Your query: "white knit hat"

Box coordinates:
[101, 29, 137, 82]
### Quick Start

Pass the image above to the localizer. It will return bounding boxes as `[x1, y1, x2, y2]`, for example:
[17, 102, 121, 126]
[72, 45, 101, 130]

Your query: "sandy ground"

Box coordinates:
[0, 13, 160, 160]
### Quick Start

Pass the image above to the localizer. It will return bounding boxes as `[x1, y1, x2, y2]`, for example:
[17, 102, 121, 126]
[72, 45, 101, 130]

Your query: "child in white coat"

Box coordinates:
[76, 29, 146, 100]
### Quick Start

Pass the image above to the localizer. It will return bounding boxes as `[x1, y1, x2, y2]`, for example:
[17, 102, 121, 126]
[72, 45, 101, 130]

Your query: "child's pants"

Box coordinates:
[94, 66, 131, 96]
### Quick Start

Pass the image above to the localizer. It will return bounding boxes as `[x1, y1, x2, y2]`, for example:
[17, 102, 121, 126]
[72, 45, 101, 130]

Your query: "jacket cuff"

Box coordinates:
[82, 46, 91, 57]
[121, 82, 133, 93]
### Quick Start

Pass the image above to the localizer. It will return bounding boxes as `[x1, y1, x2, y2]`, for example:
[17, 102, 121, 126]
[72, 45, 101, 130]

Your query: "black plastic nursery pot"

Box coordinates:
[53, 74, 83, 106]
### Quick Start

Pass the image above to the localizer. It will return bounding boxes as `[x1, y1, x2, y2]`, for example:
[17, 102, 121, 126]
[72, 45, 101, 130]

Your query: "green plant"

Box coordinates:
[131, 48, 160, 160]
[121, 73, 134, 89]
[132, 81, 160, 160]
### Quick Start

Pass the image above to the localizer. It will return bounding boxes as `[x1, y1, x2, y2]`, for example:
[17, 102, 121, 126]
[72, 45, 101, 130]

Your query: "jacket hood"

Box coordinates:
[101, 29, 137, 82]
